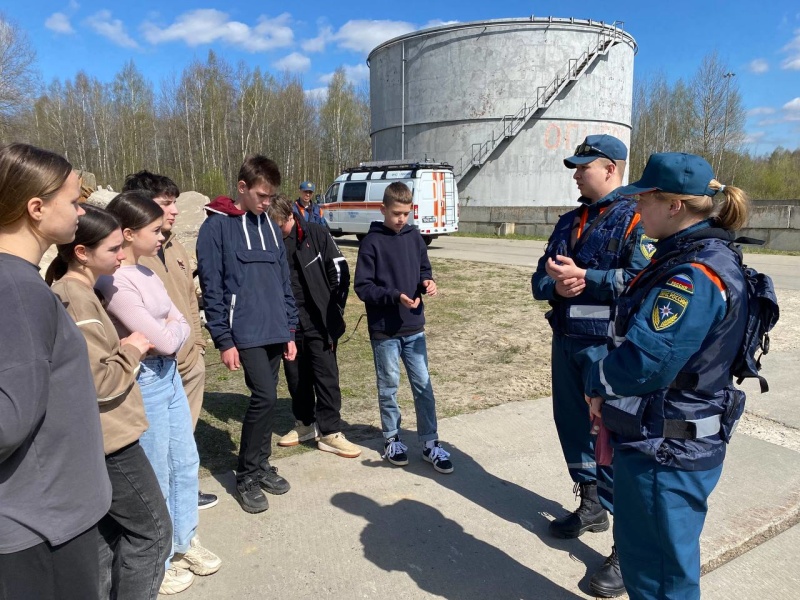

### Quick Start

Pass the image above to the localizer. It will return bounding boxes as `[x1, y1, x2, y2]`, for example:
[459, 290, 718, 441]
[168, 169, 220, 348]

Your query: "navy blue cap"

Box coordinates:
[617, 153, 716, 197]
[299, 181, 315, 192]
[564, 134, 628, 168]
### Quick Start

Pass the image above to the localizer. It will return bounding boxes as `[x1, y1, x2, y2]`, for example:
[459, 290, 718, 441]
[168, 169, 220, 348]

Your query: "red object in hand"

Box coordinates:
[591, 415, 613, 466]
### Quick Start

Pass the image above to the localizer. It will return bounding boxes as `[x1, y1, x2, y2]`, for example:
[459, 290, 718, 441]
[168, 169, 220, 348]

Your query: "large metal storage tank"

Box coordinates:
[368, 18, 637, 207]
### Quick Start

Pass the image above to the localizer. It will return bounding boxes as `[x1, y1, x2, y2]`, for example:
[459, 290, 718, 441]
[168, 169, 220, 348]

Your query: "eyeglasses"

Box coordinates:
[574, 142, 614, 161]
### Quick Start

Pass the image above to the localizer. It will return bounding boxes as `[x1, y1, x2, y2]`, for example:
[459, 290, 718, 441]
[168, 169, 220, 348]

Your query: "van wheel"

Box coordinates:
[422, 235, 433, 246]
[356, 234, 366, 242]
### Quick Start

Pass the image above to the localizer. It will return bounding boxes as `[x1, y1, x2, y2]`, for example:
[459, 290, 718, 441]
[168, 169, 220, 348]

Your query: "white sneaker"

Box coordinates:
[172, 536, 222, 576]
[159, 566, 194, 595]
[278, 421, 319, 447]
[318, 432, 362, 458]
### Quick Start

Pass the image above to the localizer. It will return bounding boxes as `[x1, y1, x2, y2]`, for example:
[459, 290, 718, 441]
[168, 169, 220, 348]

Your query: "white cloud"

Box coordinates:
[307, 18, 461, 57]
[743, 131, 766, 144]
[68, 0, 80, 10]
[781, 29, 800, 70]
[782, 97, 800, 120]
[746, 59, 769, 74]
[45, 12, 74, 35]
[273, 52, 311, 73]
[301, 25, 333, 53]
[319, 63, 370, 86]
[333, 20, 415, 54]
[141, 9, 293, 52]
[747, 107, 776, 116]
[305, 87, 328, 102]
[422, 19, 460, 29]
[86, 10, 138, 49]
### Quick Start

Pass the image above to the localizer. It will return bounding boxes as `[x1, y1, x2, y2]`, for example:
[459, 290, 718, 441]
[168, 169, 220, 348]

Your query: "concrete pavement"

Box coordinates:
[184, 395, 800, 599]
[180, 235, 800, 598]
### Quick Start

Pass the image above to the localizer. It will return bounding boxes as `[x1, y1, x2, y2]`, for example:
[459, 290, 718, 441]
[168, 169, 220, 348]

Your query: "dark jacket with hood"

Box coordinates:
[196, 196, 298, 352]
[285, 217, 349, 343]
[354, 221, 432, 338]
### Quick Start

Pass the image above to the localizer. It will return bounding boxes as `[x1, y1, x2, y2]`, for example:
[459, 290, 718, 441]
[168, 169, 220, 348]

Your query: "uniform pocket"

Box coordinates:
[603, 395, 648, 440]
[720, 388, 746, 443]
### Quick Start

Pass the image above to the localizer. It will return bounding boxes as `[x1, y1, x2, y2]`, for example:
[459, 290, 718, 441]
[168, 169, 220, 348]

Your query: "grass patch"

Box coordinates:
[197, 247, 553, 476]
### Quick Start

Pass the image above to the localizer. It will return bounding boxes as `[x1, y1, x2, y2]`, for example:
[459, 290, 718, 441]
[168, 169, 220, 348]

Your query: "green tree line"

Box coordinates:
[630, 51, 799, 199]
[3, 47, 371, 197]
[1, 11, 798, 200]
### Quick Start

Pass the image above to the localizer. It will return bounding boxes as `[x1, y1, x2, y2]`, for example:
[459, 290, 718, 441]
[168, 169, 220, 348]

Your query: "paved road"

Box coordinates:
[342, 235, 800, 291]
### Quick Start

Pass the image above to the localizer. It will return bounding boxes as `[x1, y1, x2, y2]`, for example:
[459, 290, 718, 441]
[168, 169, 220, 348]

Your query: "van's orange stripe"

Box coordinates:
[321, 202, 382, 210]
[691, 263, 726, 292]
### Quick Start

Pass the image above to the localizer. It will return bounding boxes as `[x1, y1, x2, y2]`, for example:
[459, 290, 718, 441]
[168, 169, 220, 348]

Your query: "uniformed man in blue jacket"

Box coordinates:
[532, 134, 650, 597]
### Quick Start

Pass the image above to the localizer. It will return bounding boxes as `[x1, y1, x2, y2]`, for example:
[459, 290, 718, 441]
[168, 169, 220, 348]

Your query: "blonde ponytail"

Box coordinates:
[709, 179, 749, 231]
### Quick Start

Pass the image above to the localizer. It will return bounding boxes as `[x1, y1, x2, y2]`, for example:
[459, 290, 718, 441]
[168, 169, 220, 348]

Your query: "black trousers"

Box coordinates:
[282, 328, 343, 435]
[99, 441, 172, 600]
[0, 523, 102, 600]
[237, 344, 283, 480]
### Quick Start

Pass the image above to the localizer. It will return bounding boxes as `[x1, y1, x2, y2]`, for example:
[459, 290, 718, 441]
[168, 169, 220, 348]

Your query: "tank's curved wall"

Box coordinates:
[368, 19, 636, 207]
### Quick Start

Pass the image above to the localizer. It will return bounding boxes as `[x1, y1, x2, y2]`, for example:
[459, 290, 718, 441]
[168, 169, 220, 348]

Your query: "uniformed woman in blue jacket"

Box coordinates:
[584, 153, 750, 600]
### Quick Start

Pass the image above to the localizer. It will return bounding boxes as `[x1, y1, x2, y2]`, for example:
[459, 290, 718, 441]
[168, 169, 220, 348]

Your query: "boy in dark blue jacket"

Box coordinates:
[196, 155, 298, 514]
[354, 182, 453, 474]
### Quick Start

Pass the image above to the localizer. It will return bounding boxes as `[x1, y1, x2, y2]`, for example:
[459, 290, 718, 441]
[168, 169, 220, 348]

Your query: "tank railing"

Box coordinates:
[454, 28, 626, 181]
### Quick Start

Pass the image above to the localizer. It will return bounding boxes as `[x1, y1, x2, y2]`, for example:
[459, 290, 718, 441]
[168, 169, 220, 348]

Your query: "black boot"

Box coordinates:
[548, 482, 609, 539]
[589, 545, 625, 598]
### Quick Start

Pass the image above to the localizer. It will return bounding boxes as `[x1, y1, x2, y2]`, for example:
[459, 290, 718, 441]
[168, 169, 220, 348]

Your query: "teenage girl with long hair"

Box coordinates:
[0, 143, 110, 599]
[97, 190, 221, 595]
[47, 204, 172, 599]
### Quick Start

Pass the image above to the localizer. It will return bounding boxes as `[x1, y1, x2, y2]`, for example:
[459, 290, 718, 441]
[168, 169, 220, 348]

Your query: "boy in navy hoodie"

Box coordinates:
[196, 155, 298, 514]
[354, 182, 453, 474]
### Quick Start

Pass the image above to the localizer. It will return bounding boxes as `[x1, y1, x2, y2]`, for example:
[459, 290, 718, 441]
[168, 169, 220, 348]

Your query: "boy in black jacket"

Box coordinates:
[267, 195, 361, 458]
[354, 182, 453, 474]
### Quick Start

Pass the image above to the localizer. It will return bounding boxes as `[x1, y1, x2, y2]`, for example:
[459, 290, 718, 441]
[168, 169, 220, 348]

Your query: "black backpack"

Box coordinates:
[731, 262, 780, 392]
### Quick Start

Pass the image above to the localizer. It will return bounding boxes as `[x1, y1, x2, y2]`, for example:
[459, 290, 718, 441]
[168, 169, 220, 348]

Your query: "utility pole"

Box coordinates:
[717, 72, 736, 175]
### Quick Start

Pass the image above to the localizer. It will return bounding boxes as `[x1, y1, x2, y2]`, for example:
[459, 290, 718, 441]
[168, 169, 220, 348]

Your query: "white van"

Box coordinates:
[321, 160, 459, 245]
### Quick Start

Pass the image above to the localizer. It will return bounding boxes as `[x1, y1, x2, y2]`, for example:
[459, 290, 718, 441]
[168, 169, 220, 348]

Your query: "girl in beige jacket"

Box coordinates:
[48, 204, 171, 600]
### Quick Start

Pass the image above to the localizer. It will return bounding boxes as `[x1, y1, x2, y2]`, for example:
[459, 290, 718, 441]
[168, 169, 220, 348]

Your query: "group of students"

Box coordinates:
[194, 156, 453, 513]
[0, 135, 754, 600]
[0, 142, 226, 598]
[534, 134, 753, 600]
[0, 144, 451, 599]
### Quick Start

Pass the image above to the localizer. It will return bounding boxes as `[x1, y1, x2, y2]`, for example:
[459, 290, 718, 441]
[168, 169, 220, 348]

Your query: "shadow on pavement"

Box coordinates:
[331, 491, 583, 600]
[359, 439, 606, 594]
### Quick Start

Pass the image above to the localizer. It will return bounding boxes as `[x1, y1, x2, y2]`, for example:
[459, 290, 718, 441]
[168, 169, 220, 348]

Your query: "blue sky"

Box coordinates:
[5, 1, 800, 155]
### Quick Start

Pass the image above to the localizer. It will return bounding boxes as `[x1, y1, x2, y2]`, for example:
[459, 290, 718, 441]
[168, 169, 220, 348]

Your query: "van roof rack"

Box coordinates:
[344, 159, 453, 173]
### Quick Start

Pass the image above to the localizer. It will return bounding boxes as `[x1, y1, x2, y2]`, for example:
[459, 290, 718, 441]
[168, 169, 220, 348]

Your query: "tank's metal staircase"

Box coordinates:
[453, 22, 627, 183]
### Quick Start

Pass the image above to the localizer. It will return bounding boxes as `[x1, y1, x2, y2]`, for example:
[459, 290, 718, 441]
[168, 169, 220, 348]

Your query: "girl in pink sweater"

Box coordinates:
[97, 191, 220, 595]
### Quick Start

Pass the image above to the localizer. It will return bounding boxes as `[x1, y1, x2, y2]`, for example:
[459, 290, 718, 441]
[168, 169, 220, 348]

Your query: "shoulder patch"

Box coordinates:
[640, 236, 657, 261]
[665, 274, 694, 295]
[651, 289, 690, 331]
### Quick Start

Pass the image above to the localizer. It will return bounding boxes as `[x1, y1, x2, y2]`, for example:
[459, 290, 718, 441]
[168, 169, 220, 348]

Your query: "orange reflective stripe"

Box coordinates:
[625, 213, 641, 239]
[576, 206, 589, 240]
[692, 263, 726, 292]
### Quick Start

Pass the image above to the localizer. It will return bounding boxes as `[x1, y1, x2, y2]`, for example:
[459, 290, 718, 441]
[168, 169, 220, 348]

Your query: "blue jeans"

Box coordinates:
[613, 448, 723, 600]
[137, 357, 199, 564]
[371, 332, 438, 443]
